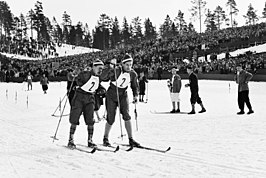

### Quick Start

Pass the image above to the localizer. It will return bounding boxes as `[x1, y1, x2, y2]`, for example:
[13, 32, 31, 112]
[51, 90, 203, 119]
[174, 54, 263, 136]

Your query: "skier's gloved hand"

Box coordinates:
[132, 96, 138, 104]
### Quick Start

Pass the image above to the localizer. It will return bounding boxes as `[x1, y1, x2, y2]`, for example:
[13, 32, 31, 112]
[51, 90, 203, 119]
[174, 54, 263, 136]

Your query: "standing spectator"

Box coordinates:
[185, 66, 206, 114]
[138, 71, 148, 102]
[167, 67, 182, 113]
[5, 70, 10, 82]
[235, 63, 254, 115]
[40, 73, 49, 94]
[157, 65, 163, 80]
[26, 72, 33, 90]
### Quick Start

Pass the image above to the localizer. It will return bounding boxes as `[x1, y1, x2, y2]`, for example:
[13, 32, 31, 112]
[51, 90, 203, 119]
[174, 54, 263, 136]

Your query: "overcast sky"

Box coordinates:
[5, 0, 265, 32]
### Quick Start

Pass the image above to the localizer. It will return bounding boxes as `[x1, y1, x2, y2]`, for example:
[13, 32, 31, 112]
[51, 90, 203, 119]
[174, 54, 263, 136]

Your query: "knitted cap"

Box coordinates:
[122, 54, 133, 63]
[93, 59, 104, 66]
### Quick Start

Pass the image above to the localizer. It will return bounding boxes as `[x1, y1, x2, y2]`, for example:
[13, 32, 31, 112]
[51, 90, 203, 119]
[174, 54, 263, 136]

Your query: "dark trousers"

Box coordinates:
[238, 90, 252, 111]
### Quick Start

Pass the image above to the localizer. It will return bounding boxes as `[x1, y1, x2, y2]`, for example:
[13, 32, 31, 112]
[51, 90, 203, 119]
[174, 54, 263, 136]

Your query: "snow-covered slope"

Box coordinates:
[0, 80, 266, 177]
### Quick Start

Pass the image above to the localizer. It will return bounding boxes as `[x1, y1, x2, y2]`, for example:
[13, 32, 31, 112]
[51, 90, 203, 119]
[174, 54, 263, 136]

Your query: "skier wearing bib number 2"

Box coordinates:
[100, 54, 140, 147]
[67, 59, 105, 148]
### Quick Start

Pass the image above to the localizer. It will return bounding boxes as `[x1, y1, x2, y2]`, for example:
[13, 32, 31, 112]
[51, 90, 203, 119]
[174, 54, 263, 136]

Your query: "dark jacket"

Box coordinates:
[188, 72, 199, 93]
[235, 70, 253, 92]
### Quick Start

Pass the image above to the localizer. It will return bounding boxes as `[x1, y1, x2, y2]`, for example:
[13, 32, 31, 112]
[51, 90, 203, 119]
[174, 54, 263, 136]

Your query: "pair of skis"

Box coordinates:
[65, 144, 119, 154]
[64, 143, 170, 154]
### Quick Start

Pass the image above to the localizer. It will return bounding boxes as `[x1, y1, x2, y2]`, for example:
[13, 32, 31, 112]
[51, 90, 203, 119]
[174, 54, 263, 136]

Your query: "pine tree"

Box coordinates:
[204, 9, 217, 32]
[226, 0, 239, 28]
[0, 1, 13, 38]
[97, 14, 111, 50]
[243, 3, 259, 25]
[69, 25, 76, 45]
[26, 9, 35, 39]
[75, 22, 84, 46]
[110, 17, 120, 48]
[174, 10, 187, 33]
[262, 2, 266, 22]
[131, 16, 143, 43]
[121, 17, 131, 45]
[83, 23, 92, 47]
[144, 18, 157, 41]
[159, 15, 173, 38]
[213, 5, 228, 30]
[190, 0, 207, 33]
[19, 13, 28, 39]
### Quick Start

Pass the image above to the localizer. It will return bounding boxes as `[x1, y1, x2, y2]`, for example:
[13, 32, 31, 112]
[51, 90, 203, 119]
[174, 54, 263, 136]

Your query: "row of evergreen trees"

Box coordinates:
[1, 0, 266, 51]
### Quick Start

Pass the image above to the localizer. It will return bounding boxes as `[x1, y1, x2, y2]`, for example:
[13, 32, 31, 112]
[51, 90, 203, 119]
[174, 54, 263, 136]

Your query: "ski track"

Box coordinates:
[0, 81, 266, 177]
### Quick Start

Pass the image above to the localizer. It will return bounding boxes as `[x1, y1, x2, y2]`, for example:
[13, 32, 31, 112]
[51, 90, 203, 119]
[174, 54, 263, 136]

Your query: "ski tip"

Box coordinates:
[114, 146, 120, 152]
[91, 147, 97, 153]
[126, 146, 134, 151]
[166, 147, 171, 152]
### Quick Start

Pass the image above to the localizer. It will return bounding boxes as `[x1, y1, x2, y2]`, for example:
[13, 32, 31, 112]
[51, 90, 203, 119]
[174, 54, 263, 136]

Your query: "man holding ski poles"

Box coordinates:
[67, 59, 105, 148]
[100, 54, 140, 147]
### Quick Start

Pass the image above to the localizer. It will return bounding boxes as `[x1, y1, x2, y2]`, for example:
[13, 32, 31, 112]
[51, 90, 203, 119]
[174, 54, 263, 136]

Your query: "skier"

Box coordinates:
[40, 73, 49, 94]
[167, 67, 182, 113]
[100, 54, 140, 147]
[185, 66, 206, 114]
[235, 62, 254, 115]
[26, 72, 33, 90]
[67, 59, 105, 148]
[138, 71, 148, 102]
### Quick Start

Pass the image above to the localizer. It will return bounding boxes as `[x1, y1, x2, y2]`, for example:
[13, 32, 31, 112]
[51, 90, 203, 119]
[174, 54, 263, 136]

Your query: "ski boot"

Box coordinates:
[67, 140, 76, 149]
[103, 137, 111, 147]
[88, 140, 97, 148]
[129, 138, 140, 147]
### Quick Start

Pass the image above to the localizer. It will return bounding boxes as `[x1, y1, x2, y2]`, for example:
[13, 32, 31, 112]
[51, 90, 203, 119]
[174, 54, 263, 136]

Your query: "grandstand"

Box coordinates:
[0, 22, 266, 82]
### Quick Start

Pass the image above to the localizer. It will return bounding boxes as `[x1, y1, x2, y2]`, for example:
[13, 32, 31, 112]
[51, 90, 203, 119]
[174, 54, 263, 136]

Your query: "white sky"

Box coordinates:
[5, 0, 265, 32]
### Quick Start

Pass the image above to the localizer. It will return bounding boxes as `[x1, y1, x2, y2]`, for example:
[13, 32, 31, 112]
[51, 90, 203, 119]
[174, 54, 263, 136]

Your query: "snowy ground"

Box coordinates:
[0, 79, 266, 178]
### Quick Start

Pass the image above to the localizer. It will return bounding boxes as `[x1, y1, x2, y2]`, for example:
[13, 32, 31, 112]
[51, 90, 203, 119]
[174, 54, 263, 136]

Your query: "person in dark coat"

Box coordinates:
[138, 71, 148, 102]
[185, 66, 206, 114]
[234, 63, 254, 115]
[40, 73, 49, 94]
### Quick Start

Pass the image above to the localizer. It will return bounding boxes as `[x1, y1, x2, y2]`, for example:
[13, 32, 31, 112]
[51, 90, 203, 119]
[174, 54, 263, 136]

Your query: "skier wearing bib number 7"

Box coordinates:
[100, 54, 140, 147]
[67, 59, 105, 148]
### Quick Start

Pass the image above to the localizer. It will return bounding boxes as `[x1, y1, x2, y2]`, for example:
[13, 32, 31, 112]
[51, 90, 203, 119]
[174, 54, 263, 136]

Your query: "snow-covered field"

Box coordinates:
[0, 79, 266, 178]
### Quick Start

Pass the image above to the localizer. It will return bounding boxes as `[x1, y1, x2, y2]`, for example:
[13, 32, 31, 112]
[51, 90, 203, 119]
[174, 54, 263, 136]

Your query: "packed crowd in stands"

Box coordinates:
[0, 36, 57, 59]
[0, 22, 266, 82]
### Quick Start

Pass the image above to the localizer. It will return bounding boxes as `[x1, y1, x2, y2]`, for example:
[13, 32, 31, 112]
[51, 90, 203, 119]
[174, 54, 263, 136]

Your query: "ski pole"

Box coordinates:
[146, 78, 148, 103]
[51, 95, 68, 142]
[51, 93, 67, 116]
[51, 76, 76, 116]
[134, 102, 138, 131]
[113, 64, 124, 140]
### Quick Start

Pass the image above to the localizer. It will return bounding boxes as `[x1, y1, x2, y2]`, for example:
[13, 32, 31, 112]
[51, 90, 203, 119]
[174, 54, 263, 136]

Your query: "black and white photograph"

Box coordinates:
[1, 0, 266, 177]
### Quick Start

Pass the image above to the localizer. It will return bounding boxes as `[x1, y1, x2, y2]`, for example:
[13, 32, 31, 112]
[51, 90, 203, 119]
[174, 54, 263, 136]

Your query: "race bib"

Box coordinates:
[81, 75, 99, 93]
[112, 72, 130, 88]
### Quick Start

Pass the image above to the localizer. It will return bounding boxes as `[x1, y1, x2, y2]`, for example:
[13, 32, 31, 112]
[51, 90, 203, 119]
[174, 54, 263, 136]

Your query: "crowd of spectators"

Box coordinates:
[0, 36, 58, 59]
[0, 22, 266, 82]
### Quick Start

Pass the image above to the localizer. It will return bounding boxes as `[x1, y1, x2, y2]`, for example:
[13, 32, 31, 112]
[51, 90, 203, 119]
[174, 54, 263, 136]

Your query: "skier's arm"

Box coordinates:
[130, 70, 139, 99]
[245, 72, 253, 83]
